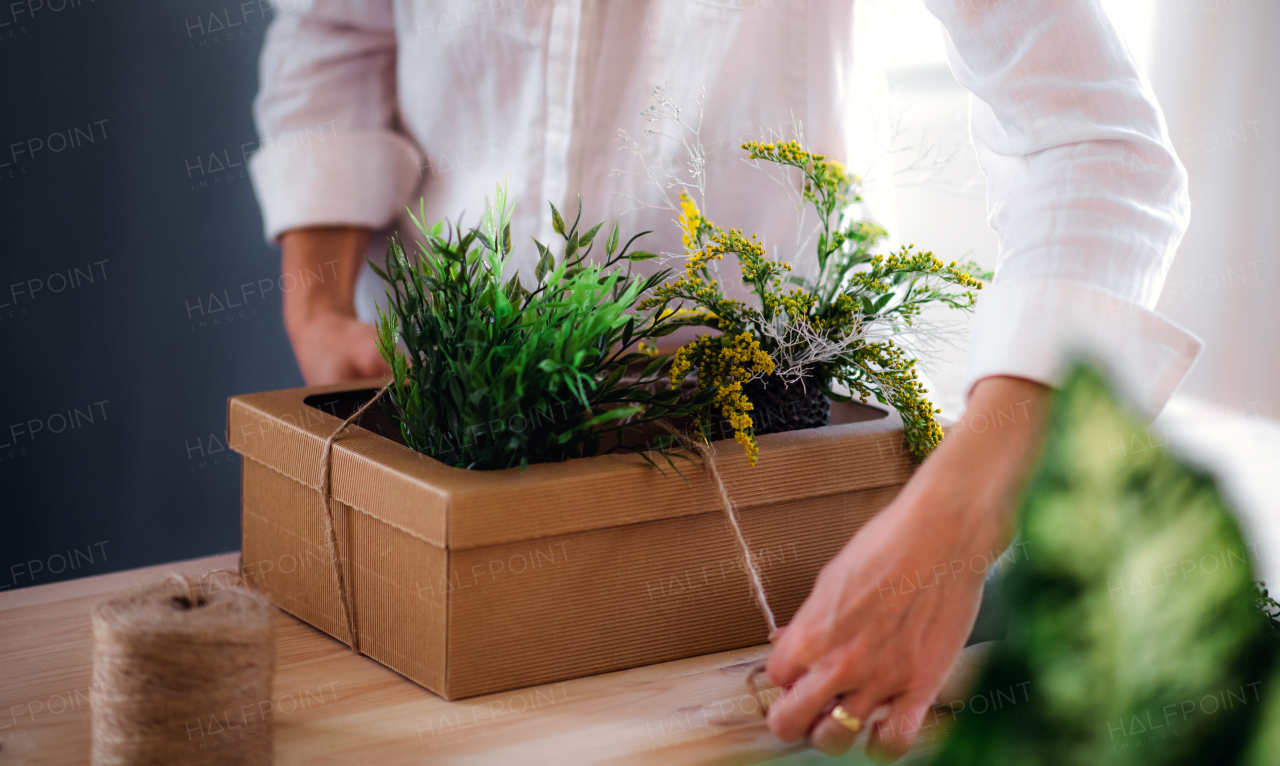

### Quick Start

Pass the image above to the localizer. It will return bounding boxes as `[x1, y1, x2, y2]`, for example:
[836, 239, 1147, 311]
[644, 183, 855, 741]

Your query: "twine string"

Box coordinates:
[656, 421, 778, 635]
[201, 568, 270, 603]
[202, 567, 248, 587]
[316, 383, 390, 655]
[746, 661, 775, 718]
[167, 572, 196, 606]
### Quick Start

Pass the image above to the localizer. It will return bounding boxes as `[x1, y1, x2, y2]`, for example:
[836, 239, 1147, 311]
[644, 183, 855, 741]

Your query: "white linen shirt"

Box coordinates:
[249, 0, 1200, 414]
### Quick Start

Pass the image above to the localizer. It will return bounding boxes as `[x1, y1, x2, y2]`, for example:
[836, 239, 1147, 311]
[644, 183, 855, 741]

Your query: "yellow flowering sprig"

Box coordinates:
[742, 140, 857, 273]
[669, 332, 775, 465]
[654, 140, 989, 463]
[643, 192, 774, 332]
[840, 247, 986, 327]
[830, 341, 944, 461]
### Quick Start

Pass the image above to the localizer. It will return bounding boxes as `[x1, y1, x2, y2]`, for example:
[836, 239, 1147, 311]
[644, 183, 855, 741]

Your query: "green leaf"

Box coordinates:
[571, 196, 583, 236]
[612, 352, 651, 368]
[606, 221, 620, 256]
[627, 250, 659, 262]
[640, 354, 668, 379]
[616, 230, 653, 259]
[598, 365, 626, 393]
[564, 231, 580, 262]
[534, 240, 553, 283]
[504, 272, 526, 302]
[550, 202, 565, 237]
[620, 316, 636, 350]
[581, 406, 643, 428]
[580, 222, 604, 247]
[819, 385, 852, 403]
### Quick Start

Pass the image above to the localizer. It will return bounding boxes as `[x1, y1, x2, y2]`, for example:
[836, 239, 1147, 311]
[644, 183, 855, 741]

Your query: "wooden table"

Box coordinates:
[5, 398, 1272, 765]
[0, 554, 931, 766]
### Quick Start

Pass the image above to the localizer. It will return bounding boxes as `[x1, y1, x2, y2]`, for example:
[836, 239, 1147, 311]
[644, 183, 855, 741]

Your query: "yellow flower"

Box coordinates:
[678, 191, 704, 253]
[672, 332, 774, 466]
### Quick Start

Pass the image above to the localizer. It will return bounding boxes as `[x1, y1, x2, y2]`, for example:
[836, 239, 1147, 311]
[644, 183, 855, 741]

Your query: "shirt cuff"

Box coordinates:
[963, 278, 1203, 418]
[248, 131, 423, 241]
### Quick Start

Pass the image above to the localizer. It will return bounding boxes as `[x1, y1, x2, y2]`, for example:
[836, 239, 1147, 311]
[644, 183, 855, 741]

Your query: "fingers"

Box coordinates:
[765, 668, 841, 742]
[766, 643, 888, 744]
[767, 607, 843, 688]
[765, 629, 809, 688]
[808, 707, 858, 756]
[808, 689, 880, 757]
[767, 529, 904, 689]
[867, 691, 933, 764]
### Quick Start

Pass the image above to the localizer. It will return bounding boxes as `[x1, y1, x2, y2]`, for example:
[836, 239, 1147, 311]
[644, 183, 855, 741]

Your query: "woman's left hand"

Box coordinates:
[765, 376, 1049, 761]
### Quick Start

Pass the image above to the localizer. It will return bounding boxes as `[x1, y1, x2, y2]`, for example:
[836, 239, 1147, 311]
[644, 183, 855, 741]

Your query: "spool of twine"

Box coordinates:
[90, 573, 275, 766]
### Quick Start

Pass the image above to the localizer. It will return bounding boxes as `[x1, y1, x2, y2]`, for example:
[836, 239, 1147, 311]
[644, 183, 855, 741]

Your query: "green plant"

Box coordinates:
[372, 187, 711, 470]
[649, 140, 989, 462]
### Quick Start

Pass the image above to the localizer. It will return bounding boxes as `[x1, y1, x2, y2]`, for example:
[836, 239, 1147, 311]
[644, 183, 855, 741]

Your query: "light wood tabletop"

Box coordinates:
[5, 399, 1271, 765]
[0, 553, 934, 766]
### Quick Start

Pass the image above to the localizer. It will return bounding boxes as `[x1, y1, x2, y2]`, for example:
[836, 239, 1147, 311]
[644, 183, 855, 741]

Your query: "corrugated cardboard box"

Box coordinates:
[227, 380, 916, 699]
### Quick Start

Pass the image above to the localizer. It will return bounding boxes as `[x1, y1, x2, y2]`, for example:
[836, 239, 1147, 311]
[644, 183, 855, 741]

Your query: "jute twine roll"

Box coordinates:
[90, 573, 275, 766]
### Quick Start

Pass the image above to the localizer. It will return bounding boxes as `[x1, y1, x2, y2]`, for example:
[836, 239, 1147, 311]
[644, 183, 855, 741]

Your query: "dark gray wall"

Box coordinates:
[1, 1, 301, 590]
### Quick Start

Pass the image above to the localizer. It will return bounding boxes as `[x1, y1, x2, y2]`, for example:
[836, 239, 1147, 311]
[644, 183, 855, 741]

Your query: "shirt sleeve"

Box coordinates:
[249, 1, 422, 241]
[921, 0, 1201, 416]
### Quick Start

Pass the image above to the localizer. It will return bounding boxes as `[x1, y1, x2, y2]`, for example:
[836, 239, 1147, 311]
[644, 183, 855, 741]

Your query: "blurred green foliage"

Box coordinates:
[932, 365, 1279, 766]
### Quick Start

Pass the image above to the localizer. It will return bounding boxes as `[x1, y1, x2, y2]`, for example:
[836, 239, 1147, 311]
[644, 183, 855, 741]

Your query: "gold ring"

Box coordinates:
[830, 704, 862, 733]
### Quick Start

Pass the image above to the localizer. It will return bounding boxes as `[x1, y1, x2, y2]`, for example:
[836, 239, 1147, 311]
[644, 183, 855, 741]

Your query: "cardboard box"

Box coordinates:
[227, 380, 916, 699]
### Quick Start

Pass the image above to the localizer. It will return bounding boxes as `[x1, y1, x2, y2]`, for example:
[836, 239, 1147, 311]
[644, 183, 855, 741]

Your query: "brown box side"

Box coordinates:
[442, 484, 900, 698]
[351, 505, 447, 692]
[242, 458, 352, 642]
[242, 457, 448, 690]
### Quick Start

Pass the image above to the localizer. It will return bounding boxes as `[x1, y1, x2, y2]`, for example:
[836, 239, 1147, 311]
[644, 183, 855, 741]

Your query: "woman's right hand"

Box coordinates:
[280, 226, 391, 386]
[287, 311, 389, 386]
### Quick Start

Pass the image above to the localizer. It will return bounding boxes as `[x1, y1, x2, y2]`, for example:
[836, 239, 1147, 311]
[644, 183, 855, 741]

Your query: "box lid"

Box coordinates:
[227, 380, 917, 550]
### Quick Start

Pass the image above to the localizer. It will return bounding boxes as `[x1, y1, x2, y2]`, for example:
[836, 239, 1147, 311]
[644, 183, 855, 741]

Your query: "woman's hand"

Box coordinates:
[765, 376, 1050, 761]
[281, 226, 391, 386]
[287, 311, 390, 386]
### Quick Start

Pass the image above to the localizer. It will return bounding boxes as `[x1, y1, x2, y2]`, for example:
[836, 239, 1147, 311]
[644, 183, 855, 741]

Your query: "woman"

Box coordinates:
[249, 0, 1200, 758]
